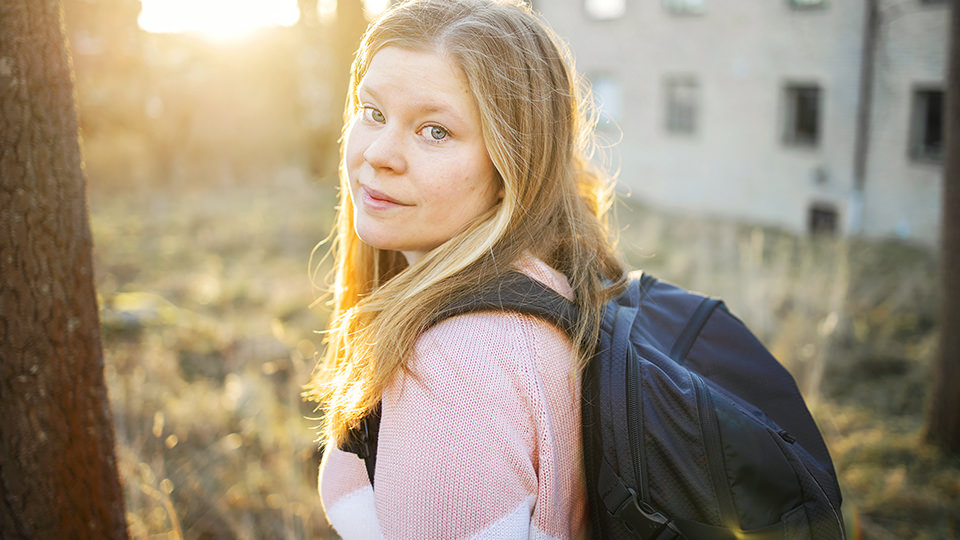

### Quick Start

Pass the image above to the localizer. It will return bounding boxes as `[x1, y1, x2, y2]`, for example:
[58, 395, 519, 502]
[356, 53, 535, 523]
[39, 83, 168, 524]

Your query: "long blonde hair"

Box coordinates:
[305, 0, 625, 445]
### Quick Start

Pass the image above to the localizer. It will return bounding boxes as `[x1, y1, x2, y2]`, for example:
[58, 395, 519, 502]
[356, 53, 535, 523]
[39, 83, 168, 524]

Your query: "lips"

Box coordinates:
[359, 185, 409, 210]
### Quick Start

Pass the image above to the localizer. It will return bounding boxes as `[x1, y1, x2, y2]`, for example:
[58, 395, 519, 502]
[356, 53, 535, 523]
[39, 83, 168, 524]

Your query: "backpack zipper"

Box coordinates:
[801, 460, 848, 539]
[626, 346, 649, 501]
[692, 373, 739, 527]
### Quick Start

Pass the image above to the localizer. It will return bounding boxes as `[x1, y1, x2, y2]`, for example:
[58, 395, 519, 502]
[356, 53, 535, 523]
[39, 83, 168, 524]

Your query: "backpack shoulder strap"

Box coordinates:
[669, 296, 724, 363]
[432, 271, 579, 336]
[336, 403, 380, 486]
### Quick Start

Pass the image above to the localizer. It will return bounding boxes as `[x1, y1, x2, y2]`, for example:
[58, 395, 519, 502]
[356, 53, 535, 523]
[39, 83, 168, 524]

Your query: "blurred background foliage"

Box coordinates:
[61, 0, 958, 538]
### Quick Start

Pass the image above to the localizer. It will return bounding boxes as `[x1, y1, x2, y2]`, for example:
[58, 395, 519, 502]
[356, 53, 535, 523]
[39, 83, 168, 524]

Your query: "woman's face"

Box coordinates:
[345, 46, 501, 264]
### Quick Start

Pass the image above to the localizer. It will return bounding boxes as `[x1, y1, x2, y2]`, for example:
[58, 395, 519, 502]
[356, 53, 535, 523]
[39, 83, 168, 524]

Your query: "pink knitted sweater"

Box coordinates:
[318, 259, 587, 539]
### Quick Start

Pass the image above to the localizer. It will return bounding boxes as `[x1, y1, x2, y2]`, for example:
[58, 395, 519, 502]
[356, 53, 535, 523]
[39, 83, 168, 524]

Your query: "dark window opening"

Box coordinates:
[784, 84, 821, 147]
[910, 88, 944, 162]
[808, 203, 839, 235]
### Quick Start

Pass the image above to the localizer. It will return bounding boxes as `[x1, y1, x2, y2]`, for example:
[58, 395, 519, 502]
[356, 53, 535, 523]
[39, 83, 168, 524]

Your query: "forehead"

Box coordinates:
[358, 46, 477, 113]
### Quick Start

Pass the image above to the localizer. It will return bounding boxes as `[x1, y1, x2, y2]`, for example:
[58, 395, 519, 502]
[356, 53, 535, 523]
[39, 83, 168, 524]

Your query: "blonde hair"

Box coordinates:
[305, 0, 625, 444]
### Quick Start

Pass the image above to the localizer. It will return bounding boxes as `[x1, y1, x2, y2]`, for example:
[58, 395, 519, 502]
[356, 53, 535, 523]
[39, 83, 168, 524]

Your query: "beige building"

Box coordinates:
[534, 0, 950, 245]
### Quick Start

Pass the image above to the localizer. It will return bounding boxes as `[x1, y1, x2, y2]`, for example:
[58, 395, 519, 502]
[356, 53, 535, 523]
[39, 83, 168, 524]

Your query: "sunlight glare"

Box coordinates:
[139, 0, 300, 40]
[317, 0, 390, 20]
[364, 0, 391, 18]
[318, 0, 337, 20]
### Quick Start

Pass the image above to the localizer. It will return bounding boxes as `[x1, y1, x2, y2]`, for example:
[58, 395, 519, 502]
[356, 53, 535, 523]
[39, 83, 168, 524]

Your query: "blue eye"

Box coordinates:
[420, 125, 449, 142]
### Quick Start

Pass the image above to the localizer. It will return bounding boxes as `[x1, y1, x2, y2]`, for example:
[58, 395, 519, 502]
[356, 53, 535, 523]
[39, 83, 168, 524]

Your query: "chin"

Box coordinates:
[354, 229, 397, 252]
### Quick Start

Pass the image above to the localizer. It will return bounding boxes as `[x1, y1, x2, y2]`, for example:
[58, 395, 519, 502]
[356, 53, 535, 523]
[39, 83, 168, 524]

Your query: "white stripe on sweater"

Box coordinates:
[324, 485, 383, 540]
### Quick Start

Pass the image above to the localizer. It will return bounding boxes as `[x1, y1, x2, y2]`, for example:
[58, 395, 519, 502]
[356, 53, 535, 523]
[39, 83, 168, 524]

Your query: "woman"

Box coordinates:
[306, 0, 624, 537]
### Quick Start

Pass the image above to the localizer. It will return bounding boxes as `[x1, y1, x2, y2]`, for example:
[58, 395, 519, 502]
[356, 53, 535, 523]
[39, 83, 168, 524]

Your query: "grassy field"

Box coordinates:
[89, 169, 958, 539]
[91, 169, 337, 539]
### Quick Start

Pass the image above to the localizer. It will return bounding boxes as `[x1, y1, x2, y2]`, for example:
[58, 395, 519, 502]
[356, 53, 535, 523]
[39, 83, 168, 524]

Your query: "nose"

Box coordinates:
[362, 125, 407, 174]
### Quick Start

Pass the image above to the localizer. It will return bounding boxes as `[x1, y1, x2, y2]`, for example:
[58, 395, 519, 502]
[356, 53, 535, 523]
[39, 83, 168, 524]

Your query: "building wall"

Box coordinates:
[860, 0, 948, 243]
[534, 0, 947, 245]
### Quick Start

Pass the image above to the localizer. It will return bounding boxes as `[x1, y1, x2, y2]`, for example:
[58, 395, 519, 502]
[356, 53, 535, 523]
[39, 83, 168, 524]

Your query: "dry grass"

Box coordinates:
[90, 171, 958, 539]
[91, 169, 336, 539]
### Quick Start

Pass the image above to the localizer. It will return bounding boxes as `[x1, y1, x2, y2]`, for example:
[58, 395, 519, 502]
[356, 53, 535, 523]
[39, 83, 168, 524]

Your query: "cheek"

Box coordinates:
[438, 168, 497, 216]
[343, 118, 364, 174]
[466, 156, 499, 205]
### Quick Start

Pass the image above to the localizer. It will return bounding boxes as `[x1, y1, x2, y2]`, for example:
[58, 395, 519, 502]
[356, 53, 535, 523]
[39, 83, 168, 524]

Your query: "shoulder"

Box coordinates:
[412, 311, 568, 385]
[407, 258, 575, 390]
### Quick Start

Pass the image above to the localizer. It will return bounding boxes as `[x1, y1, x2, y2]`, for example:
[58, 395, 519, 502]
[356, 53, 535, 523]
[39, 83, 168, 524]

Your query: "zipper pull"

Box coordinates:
[779, 430, 797, 444]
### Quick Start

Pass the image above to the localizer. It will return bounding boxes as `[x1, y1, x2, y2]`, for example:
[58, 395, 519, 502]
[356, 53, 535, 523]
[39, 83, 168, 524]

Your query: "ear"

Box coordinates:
[497, 187, 505, 200]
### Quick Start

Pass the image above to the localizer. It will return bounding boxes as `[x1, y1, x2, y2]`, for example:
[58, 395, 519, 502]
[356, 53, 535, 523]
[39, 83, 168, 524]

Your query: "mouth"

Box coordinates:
[359, 185, 410, 209]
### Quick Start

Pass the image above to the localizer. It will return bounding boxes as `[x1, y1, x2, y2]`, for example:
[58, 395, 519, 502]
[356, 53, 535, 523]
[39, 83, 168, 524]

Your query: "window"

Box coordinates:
[591, 75, 622, 126]
[808, 202, 839, 235]
[909, 88, 944, 162]
[783, 84, 821, 147]
[663, 0, 705, 15]
[585, 0, 625, 20]
[664, 76, 699, 134]
[788, 0, 827, 9]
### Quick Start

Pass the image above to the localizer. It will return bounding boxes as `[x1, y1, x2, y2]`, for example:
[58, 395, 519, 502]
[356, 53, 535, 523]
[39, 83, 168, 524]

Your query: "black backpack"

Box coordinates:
[340, 272, 846, 540]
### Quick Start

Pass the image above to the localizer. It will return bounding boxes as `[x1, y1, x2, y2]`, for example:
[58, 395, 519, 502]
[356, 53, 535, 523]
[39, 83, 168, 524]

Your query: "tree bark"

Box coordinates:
[0, 1, 128, 538]
[925, 1, 960, 455]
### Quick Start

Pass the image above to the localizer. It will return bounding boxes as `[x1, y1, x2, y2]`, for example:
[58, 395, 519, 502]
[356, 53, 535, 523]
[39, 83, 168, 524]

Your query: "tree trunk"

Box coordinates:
[925, 2, 960, 454]
[0, 1, 129, 538]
